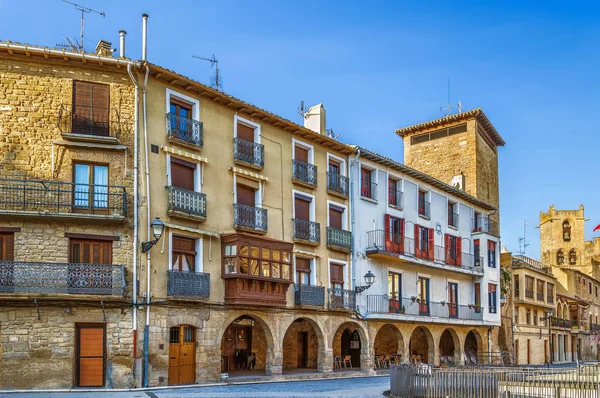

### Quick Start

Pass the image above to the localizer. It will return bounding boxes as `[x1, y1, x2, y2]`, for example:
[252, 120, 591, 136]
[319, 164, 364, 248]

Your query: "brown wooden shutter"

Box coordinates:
[329, 205, 343, 229]
[73, 81, 92, 134]
[91, 83, 110, 136]
[444, 233, 450, 263]
[330, 263, 343, 284]
[456, 237, 462, 266]
[171, 158, 195, 191]
[296, 257, 311, 272]
[236, 184, 256, 207]
[294, 146, 309, 163]
[329, 159, 340, 174]
[70, 240, 112, 264]
[384, 214, 391, 252]
[0, 233, 14, 261]
[237, 123, 255, 142]
[294, 194, 311, 220]
[428, 228, 434, 260]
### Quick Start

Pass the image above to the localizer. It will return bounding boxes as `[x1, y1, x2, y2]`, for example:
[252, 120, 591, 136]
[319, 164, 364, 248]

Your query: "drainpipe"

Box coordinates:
[126, 63, 139, 373]
[141, 64, 150, 387]
[350, 149, 360, 293]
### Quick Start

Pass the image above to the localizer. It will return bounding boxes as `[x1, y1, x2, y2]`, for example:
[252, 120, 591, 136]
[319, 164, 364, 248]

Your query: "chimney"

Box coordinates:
[95, 40, 113, 57]
[303, 103, 326, 135]
[119, 30, 127, 58]
[142, 13, 148, 61]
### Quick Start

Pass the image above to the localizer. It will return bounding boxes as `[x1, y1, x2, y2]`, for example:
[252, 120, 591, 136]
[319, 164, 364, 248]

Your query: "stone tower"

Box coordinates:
[539, 205, 589, 273]
[395, 109, 505, 209]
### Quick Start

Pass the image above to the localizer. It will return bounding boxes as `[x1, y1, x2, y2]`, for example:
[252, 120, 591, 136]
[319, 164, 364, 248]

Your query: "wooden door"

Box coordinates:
[77, 324, 105, 387]
[169, 325, 196, 385]
[171, 158, 196, 191]
[448, 282, 458, 318]
[329, 205, 343, 229]
[297, 332, 308, 368]
[545, 340, 548, 364]
[0, 233, 14, 290]
[527, 339, 531, 364]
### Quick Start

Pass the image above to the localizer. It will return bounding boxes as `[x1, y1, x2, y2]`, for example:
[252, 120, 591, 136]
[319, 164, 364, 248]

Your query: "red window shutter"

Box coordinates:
[399, 218, 405, 253]
[456, 238, 462, 266]
[444, 233, 450, 263]
[414, 224, 420, 258]
[384, 214, 391, 252]
[428, 228, 434, 260]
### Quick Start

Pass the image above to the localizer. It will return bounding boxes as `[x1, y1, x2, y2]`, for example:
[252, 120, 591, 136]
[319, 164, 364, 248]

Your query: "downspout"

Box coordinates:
[126, 64, 139, 367]
[141, 65, 151, 387]
[350, 149, 360, 292]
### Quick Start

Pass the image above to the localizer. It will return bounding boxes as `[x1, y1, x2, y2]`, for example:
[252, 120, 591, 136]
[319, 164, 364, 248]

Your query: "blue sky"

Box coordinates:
[2, 0, 599, 258]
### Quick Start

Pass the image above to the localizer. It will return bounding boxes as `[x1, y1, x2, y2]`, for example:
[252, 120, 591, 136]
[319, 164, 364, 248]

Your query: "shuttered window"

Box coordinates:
[296, 257, 311, 285]
[330, 262, 344, 285]
[236, 184, 256, 207]
[294, 194, 311, 221]
[72, 81, 110, 136]
[70, 239, 112, 264]
[0, 233, 15, 261]
[170, 157, 196, 191]
[294, 146, 309, 163]
[237, 122, 255, 142]
[329, 205, 344, 229]
[172, 236, 196, 272]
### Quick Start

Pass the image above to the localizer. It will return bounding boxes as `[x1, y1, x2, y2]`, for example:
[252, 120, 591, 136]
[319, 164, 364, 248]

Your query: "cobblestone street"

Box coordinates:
[0, 376, 389, 398]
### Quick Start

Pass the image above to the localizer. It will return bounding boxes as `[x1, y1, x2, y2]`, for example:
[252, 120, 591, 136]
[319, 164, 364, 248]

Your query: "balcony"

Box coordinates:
[327, 172, 349, 198]
[472, 215, 500, 237]
[293, 218, 320, 245]
[572, 320, 586, 331]
[166, 112, 203, 148]
[326, 227, 352, 253]
[167, 270, 210, 299]
[449, 212, 459, 228]
[234, 137, 264, 170]
[167, 186, 207, 222]
[58, 104, 122, 143]
[292, 159, 317, 188]
[0, 261, 125, 295]
[550, 317, 572, 329]
[294, 284, 325, 307]
[0, 179, 126, 221]
[328, 287, 356, 310]
[536, 292, 545, 301]
[361, 179, 377, 201]
[389, 189, 403, 209]
[366, 295, 483, 322]
[525, 290, 534, 299]
[418, 199, 431, 219]
[366, 230, 484, 275]
[547, 295, 554, 304]
[234, 204, 268, 234]
[591, 324, 600, 333]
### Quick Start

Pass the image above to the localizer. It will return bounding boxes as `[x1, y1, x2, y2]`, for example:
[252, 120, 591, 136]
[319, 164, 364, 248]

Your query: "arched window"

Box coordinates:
[557, 250, 565, 265]
[569, 249, 577, 265]
[563, 220, 571, 241]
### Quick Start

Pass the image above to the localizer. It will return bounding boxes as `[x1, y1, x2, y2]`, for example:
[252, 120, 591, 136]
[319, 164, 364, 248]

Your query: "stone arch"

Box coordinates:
[281, 317, 326, 373]
[332, 321, 370, 370]
[466, 329, 485, 365]
[568, 248, 578, 265]
[439, 328, 461, 366]
[562, 219, 572, 241]
[166, 313, 205, 330]
[217, 312, 277, 376]
[408, 325, 434, 364]
[557, 249, 565, 265]
[373, 324, 404, 356]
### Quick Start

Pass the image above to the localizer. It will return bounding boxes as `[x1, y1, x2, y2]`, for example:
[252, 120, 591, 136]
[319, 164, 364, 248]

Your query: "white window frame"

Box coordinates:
[326, 153, 347, 176]
[326, 200, 348, 230]
[387, 172, 403, 209]
[294, 255, 317, 286]
[166, 153, 202, 193]
[292, 138, 315, 164]
[233, 174, 264, 207]
[359, 162, 378, 202]
[292, 189, 316, 221]
[234, 114, 261, 143]
[166, 88, 200, 121]
[327, 258, 349, 289]
[167, 230, 204, 272]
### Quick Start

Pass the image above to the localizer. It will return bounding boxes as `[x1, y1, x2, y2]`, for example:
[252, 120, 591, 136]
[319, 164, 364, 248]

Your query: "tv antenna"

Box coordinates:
[56, 36, 81, 52]
[193, 54, 222, 91]
[518, 220, 531, 256]
[298, 101, 307, 119]
[326, 128, 340, 140]
[440, 77, 462, 116]
[62, 0, 105, 52]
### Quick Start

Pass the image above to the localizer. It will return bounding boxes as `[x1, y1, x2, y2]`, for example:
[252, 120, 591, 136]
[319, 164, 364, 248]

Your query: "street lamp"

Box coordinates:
[355, 270, 375, 294]
[141, 217, 165, 253]
[547, 308, 553, 365]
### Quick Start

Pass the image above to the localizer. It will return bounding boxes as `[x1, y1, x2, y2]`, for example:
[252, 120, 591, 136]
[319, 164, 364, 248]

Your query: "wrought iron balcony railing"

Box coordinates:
[547, 295, 554, 304]
[234, 138, 264, 168]
[0, 261, 125, 295]
[166, 112, 203, 147]
[472, 215, 500, 236]
[525, 290, 534, 299]
[361, 179, 377, 200]
[389, 189, 403, 208]
[367, 295, 484, 321]
[167, 270, 210, 298]
[0, 178, 126, 219]
[326, 172, 349, 197]
[418, 199, 431, 218]
[294, 284, 325, 307]
[326, 227, 352, 252]
[328, 287, 356, 310]
[536, 292, 545, 301]
[293, 218, 321, 244]
[292, 159, 317, 187]
[167, 186, 207, 220]
[550, 317, 572, 329]
[58, 104, 123, 138]
[233, 203, 268, 233]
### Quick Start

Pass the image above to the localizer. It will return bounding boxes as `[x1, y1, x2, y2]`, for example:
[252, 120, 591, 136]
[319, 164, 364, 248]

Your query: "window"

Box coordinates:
[596, 286, 598, 298]
[296, 257, 311, 285]
[514, 307, 519, 324]
[563, 220, 571, 241]
[488, 284, 497, 313]
[474, 239, 481, 267]
[237, 182, 257, 207]
[234, 117, 263, 167]
[294, 193, 312, 221]
[169, 97, 193, 139]
[448, 201, 458, 228]
[589, 281, 593, 295]
[74, 163, 109, 209]
[329, 204, 344, 230]
[388, 178, 401, 207]
[418, 190, 430, 218]
[171, 236, 196, 272]
[448, 282, 458, 318]
[0, 232, 15, 261]
[547, 283, 554, 303]
[526, 309, 531, 325]
[72, 80, 110, 136]
[473, 211, 481, 232]
[488, 241, 497, 268]
[385, 214, 404, 253]
[222, 240, 292, 281]
[170, 157, 196, 191]
[445, 234, 461, 266]
[474, 283, 481, 313]
[294, 193, 317, 242]
[533, 310, 538, 326]
[361, 168, 375, 200]
[418, 277, 430, 315]
[415, 225, 433, 260]
[525, 276, 534, 299]
[557, 249, 565, 265]
[70, 239, 112, 264]
[388, 272, 402, 311]
[569, 249, 577, 265]
[537, 279, 545, 301]
[330, 262, 344, 290]
[514, 275, 520, 298]
[292, 142, 316, 186]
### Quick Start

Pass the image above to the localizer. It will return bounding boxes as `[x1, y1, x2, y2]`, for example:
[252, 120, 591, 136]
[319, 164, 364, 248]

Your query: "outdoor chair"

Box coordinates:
[343, 355, 352, 369]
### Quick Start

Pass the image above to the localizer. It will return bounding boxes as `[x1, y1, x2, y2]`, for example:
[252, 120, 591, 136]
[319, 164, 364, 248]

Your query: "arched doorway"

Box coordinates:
[333, 322, 365, 369]
[282, 318, 323, 373]
[220, 315, 271, 375]
[439, 329, 459, 366]
[169, 325, 196, 385]
[409, 326, 434, 364]
[465, 330, 479, 365]
[374, 324, 404, 356]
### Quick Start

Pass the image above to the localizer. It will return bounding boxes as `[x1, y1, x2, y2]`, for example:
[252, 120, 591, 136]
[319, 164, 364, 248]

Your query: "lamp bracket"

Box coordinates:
[141, 238, 159, 253]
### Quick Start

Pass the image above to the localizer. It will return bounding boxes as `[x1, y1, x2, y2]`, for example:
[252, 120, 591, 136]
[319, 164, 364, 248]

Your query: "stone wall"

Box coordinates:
[282, 319, 319, 369]
[514, 333, 549, 365]
[373, 324, 399, 355]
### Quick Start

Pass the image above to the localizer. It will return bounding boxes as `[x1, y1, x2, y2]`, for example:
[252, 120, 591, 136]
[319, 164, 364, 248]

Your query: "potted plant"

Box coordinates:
[416, 298, 422, 304]
[411, 296, 417, 303]
[468, 303, 473, 309]
[474, 304, 481, 311]
[441, 300, 446, 307]
[400, 305, 406, 314]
